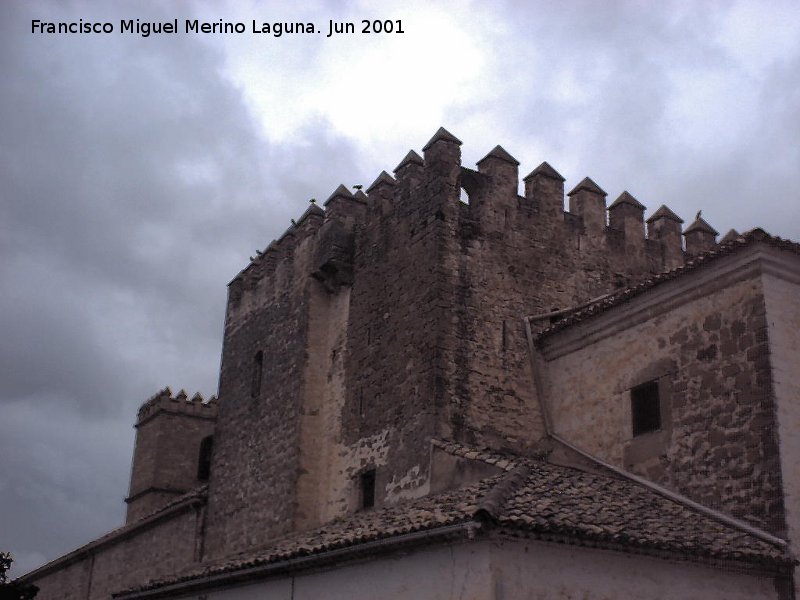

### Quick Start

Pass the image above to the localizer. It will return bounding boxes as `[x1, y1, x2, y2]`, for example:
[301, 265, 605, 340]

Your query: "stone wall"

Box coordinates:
[446, 153, 667, 454]
[26, 503, 202, 600]
[201, 209, 323, 558]
[762, 260, 800, 597]
[538, 251, 786, 534]
[126, 389, 217, 523]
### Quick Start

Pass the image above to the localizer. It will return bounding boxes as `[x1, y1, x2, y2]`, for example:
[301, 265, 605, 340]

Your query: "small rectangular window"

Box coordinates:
[361, 469, 376, 509]
[632, 381, 660, 436]
[251, 351, 263, 398]
[197, 436, 213, 481]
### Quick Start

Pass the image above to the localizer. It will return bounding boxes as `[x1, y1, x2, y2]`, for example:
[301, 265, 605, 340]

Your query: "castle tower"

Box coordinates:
[125, 388, 218, 523]
[200, 128, 712, 560]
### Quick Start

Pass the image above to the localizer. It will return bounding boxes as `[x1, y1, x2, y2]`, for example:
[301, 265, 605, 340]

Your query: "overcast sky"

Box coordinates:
[2, 0, 799, 576]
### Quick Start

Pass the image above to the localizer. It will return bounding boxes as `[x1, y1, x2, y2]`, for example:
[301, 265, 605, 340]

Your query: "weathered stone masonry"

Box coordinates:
[199, 127, 712, 557]
[126, 388, 217, 523]
[538, 254, 787, 536]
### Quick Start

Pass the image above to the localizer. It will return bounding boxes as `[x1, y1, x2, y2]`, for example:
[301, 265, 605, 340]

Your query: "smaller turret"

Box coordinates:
[125, 387, 218, 523]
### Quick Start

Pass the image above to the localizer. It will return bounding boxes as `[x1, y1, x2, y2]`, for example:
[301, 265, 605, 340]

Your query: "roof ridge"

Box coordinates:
[430, 438, 521, 471]
[474, 464, 531, 521]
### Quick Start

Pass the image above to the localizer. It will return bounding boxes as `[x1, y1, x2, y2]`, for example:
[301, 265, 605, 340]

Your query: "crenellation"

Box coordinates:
[324, 184, 366, 227]
[365, 170, 397, 196]
[393, 149, 425, 188]
[475, 145, 520, 184]
[295, 201, 325, 229]
[422, 127, 462, 192]
[135, 387, 218, 426]
[608, 191, 647, 258]
[647, 204, 685, 269]
[523, 161, 565, 221]
[365, 170, 397, 217]
[684, 213, 719, 255]
[471, 145, 520, 233]
[567, 177, 608, 237]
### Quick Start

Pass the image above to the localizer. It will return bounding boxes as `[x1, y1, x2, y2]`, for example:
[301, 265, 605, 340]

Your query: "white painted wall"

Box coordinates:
[179, 543, 492, 600]
[491, 538, 781, 600]
[171, 538, 783, 600]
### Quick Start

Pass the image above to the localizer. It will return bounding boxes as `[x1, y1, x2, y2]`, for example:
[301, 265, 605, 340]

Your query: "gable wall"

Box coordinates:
[538, 254, 786, 534]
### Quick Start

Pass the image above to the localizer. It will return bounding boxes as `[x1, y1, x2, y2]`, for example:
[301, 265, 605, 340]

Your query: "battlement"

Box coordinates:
[225, 127, 720, 327]
[136, 386, 218, 426]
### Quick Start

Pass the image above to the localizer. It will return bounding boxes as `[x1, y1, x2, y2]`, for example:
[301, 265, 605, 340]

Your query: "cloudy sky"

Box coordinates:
[2, 0, 799, 576]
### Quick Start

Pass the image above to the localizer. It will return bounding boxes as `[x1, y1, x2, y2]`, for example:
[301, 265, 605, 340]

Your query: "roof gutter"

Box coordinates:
[523, 312, 788, 550]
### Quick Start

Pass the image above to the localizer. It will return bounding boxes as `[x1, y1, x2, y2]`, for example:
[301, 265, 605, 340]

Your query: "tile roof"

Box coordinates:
[115, 477, 494, 597]
[118, 447, 791, 597]
[430, 437, 529, 470]
[497, 461, 788, 565]
[537, 228, 800, 339]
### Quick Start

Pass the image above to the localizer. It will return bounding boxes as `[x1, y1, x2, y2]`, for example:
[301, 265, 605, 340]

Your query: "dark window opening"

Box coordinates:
[251, 350, 263, 398]
[197, 436, 213, 481]
[632, 381, 660, 436]
[361, 469, 376, 509]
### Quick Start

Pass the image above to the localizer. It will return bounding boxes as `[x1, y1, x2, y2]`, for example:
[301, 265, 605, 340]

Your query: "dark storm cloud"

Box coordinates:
[0, 0, 360, 573]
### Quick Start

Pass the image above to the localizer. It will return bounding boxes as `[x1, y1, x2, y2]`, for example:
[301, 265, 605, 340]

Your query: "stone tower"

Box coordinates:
[125, 388, 217, 523]
[199, 127, 700, 559]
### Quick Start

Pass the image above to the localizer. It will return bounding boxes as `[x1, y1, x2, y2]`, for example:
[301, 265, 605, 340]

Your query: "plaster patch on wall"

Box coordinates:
[385, 464, 430, 503]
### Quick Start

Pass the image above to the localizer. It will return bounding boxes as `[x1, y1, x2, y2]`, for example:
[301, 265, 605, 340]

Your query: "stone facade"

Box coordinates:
[537, 244, 791, 535]
[126, 389, 217, 523]
[20, 129, 800, 599]
[30, 494, 205, 600]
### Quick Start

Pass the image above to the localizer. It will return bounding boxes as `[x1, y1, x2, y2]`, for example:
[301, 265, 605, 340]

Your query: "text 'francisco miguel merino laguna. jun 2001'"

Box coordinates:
[31, 18, 406, 37]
